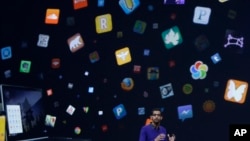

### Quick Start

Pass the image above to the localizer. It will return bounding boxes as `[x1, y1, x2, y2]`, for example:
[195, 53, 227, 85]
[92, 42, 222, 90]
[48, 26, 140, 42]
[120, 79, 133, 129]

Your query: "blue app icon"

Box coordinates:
[1, 46, 12, 60]
[113, 104, 127, 120]
[211, 53, 221, 64]
[177, 104, 193, 121]
[119, 0, 140, 15]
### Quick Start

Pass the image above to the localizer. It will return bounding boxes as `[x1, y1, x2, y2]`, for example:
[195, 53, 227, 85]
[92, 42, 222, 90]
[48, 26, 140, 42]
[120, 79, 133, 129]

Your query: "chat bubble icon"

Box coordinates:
[177, 104, 193, 121]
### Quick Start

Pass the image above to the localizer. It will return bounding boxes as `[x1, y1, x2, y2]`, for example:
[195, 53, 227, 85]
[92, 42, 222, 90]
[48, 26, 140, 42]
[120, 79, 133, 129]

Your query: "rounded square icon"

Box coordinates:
[67, 33, 84, 53]
[224, 79, 248, 104]
[133, 20, 147, 34]
[115, 47, 132, 66]
[119, 0, 140, 15]
[19, 60, 31, 73]
[1, 46, 12, 60]
[45, 8, 60, 24]
[113, 104, 127, 120]
[161, 26, 183, 49]
[95, 13, 113, 34]
[193, 6, 211, 25]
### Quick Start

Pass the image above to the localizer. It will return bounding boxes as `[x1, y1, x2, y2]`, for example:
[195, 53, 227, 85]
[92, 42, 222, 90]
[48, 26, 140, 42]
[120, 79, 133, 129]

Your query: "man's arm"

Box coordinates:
[139, 127, 147, 141]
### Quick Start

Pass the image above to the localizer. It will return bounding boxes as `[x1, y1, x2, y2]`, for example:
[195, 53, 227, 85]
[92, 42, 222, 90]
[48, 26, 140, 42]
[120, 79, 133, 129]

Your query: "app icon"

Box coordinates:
[219, 0, 229, 3]
[159, 83, 174, 99]
[1, 46, 12, 60]
[119, 0, 140, 15]
[121, 77, 134, 91]
[162, 26, 183, 49]
[67, 33, 84, 53]
[89, 51, 100, 63]
[51, 58, 60, 69]
[66, 105, 76, 115]
[203, 100, 215, 113]
[115, 47, 132, 66]
[211, 53, 222, 64]
[73, 0, 88, 10]
[45, 114, 56, 127]
[113, 104, 127, 120]
[95, 13, 113, 34]
[182, 83, 193, 94]
[193, 6, 211, 25]
[164, 0, 185, 4]
[190, 61, 208, 80]
[45, 8, 60, 24]
[4, 70, 11, 78]
[224, 29, 244, 48]
[133, 20, 147, 34]
[145, 118, 152, 125]
[97, 0, 105, 7]
[147, 67, 159, 80]
[133, 65, 141, 73]
[177, 104, 193, 121]
[194, 34, 209, 51]
[37, 34, 50, 47]
[138, 107, 145, 115]
[224, 79, 248, 104]
[19, 60, 31, 73]
[83, 106, 89, 113]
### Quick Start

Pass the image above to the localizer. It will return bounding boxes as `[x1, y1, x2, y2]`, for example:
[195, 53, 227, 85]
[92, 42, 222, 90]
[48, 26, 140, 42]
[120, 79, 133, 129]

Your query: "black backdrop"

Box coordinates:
[1, 0, 250, 141]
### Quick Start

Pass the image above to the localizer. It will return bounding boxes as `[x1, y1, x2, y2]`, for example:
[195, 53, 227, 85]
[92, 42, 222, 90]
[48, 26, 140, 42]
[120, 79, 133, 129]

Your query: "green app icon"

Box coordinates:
[161, 26, 183, 49]
[20, 60, 31, 73]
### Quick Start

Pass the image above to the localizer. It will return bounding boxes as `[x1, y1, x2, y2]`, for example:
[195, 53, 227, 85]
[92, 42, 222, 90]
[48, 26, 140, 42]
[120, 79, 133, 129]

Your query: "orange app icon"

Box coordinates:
[73, 0, 88, 10]
[67, 33, 84, 53]
[224, 79, 248, 104]
[45, 8, 60, 24]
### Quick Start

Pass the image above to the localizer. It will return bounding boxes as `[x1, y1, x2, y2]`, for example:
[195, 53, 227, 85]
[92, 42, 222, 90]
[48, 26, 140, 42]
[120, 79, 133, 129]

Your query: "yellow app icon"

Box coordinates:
[219, 0, 229, 3]
[45, 8, 60, 24]
[95, 13, 113, 34]
[115, 47, 132, 66]
[0, 116, 6, 141]
[224, 79, 248, 104]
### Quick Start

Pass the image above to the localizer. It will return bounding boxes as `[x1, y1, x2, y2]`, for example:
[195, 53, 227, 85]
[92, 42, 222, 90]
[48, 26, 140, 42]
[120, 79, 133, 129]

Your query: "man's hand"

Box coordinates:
[154, 133, 166, 141]
[167, 134, 176, 141]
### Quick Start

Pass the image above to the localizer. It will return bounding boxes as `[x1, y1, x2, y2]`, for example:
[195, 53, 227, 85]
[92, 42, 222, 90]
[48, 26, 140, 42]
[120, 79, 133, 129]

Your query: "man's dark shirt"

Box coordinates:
[139, 124, 167, 141]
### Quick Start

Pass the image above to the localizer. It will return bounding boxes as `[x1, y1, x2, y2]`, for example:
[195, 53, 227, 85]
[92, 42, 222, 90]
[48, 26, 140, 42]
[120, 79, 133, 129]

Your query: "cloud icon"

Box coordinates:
[47, 14, 58, 19]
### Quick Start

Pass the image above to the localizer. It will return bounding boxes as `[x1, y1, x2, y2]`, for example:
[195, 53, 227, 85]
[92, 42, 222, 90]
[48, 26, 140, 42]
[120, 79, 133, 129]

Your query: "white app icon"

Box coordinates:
[193, 6, 211, 25]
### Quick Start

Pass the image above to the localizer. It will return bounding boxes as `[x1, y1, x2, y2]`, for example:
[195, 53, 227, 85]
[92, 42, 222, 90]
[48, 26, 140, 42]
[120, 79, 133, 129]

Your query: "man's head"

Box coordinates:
[150, 108, 163, 125]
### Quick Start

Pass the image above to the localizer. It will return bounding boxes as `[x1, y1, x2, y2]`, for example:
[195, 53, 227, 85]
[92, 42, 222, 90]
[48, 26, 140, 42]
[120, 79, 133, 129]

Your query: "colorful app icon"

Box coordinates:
[95, 13, 113, 34]
[73, 0, 88, 10]
[177, 104, 193, 121]
[193, 6, 211, 25]
[119, 0, 140, 15]
[89, 51, 100, 63]
[51, 58, 60, 69]
[1, 46, 12, 60]
[83, 106, 89, 113]
[19, 60, 31, 73]
[190, 61, 208, 80]
[45, 8, 60, 24]
[133, 20, 147, 34]
[115, 47, 132, 66]
[162, 26, 183, 49]
[224, 79, 248, 104]
[121, 77, 134, 91]
[219, 0, 229, 3]
[67, 33, 84, 53]
[147, 67, 159, 80]
[45, 114, 56, 127]
[159, 83, 174, 99]
[203, 100, 215, 113]
[37, 34, 50, 47]
[113, 104, 127, 120]
[211, 53, 222, 64]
